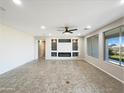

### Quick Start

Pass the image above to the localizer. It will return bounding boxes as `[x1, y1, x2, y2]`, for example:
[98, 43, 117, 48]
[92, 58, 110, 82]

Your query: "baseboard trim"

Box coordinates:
[0, 59, 36, 75]
[45, 59, 84, 61]
[84, 59, 124, 84]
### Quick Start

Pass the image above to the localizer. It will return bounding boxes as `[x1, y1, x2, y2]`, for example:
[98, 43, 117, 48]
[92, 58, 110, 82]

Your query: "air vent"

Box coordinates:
[0, 6, 6, 12]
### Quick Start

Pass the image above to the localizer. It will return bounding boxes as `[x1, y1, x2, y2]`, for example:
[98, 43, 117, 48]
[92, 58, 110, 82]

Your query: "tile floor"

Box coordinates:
[0, 59, 123, 93]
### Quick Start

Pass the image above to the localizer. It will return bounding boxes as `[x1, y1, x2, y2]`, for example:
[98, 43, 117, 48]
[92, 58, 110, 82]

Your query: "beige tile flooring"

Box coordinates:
[0, 59, 123, 93]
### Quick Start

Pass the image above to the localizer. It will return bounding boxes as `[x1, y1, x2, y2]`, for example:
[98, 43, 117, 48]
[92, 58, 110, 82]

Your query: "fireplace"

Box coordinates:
[58, 52, 71, 57]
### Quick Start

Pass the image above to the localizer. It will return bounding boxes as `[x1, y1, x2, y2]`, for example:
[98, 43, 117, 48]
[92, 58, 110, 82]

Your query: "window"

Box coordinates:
[104, 26, 124, 66]
[87, 35, 99, 58]
[121, 26, 124, 66]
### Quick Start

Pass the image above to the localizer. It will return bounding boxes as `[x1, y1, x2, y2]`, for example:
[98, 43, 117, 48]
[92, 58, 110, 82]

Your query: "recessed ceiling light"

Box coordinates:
[120, 0, 124, 4]
[87, 26, 92, 29]
[78, 34, 81, 36]
[41, 25, 46, 30]
[13, 0, 22, 5]
[84, 25, 92, 30]
[48, 33, 51, 36]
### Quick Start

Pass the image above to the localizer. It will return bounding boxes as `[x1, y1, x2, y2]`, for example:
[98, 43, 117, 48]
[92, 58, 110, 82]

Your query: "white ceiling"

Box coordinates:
[0, 0, 124, 36]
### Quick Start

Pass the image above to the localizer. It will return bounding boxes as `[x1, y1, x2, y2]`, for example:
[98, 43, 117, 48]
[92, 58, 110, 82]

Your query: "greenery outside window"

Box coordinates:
[104, 26, 124, 67]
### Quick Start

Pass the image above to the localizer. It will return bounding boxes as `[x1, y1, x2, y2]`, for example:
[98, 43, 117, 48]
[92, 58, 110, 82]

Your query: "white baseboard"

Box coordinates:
[84, 58, 124, 84]
[0, 59, 36, 75]
[45, 58, 84, 61]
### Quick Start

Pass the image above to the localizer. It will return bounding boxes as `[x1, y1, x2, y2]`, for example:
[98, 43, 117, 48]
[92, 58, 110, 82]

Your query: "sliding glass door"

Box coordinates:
[121, 27, 124, 66]
[104, 26, 124, 67]
[105, 28, 120, 65]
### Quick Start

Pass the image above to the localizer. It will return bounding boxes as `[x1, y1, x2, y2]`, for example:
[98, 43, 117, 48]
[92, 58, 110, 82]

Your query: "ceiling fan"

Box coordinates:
[57, 26, 78, 34]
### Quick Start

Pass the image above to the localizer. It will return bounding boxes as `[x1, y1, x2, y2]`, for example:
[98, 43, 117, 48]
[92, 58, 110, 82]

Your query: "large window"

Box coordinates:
[104, 26, 124, 66]
[121, 26, 124, 66]
[87, 35, 99, 58]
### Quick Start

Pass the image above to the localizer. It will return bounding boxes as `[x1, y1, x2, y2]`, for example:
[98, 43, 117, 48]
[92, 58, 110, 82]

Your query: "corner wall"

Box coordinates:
[0, 24, 35, 74]
[84, 17, 124, 83]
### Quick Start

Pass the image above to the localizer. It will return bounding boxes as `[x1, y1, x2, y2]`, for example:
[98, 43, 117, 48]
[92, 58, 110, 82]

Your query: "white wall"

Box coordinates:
[34, 40, 38, 59]
[0, 24, 35, 75]
[45, 36, 84, 60]
[84, 17, 124, 83]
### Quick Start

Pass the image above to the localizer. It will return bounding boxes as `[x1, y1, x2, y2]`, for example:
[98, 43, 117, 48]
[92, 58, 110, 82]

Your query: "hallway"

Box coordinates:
[0, 60, 123, 93]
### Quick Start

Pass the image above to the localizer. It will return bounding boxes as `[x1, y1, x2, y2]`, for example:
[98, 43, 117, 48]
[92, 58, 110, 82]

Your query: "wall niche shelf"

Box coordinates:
[51, 39, 79, 57]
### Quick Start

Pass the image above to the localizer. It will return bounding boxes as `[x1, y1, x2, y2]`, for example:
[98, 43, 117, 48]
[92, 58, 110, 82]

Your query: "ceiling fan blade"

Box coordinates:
[68, 29, 78, 31]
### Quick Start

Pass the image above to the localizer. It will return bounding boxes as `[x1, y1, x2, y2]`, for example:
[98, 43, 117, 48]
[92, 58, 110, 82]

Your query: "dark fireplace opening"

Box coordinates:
[58, 52, 71, 57]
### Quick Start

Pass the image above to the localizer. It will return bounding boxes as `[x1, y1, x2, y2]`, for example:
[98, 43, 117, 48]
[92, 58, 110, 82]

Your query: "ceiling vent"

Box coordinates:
[0, 6, 6, 12]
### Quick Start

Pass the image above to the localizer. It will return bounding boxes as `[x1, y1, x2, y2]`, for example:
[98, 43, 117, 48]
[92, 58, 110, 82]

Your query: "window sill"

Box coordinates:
[104, 60, 124, 68]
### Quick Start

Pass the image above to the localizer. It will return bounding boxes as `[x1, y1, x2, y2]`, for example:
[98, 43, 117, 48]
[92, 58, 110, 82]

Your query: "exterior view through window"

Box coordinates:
[121, 26, 124, 66]
[104, 26, 124, 66]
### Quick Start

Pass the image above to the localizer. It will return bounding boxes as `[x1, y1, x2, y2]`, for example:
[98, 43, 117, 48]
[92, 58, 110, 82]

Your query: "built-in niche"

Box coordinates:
[51, 38, 79, 57]
[58, 39, 71, 43]
[72, 39, 78, 50]
[51, 39, 57, 50]
[58, 52, 71, 57]
[72, 52, 79, 57]
[51, 52, 57, 57]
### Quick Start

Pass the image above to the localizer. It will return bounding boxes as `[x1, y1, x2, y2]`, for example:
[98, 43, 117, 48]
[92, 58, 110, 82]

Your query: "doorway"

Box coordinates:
[38, 40, 46, 59]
